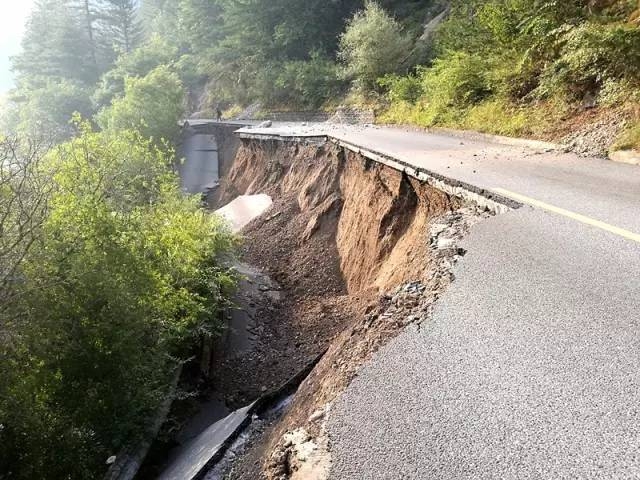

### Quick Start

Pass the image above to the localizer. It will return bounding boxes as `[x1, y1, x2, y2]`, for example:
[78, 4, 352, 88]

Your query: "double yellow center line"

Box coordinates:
[492, 188, 640, 245]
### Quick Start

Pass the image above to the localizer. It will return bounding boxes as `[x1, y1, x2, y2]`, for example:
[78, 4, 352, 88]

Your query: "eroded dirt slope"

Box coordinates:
[211, 139, 482, 479]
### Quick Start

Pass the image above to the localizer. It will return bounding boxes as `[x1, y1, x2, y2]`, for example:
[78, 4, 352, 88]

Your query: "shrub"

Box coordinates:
[599, 77, 640, 106]
[97, 66, 185, 143]
[11, 80, 92, 141]
[0, 125, 236, 478]
[93, 35, 180, 109]
[252, 54, 345, 109]
[419, 52, 492, 124]
[339, 1, 412, 92]
[613, 121, 640, 151]
[538, 22, 640, 99]
[378, 73, 424, 104]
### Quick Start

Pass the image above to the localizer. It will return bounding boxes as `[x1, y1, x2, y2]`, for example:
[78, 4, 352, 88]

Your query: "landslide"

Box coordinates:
[217, 139, 457, 292]
[212, 138, 467, 479]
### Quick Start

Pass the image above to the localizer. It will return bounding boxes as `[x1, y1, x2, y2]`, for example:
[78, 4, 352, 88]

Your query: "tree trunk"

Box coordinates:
[83, 0, 98, 68]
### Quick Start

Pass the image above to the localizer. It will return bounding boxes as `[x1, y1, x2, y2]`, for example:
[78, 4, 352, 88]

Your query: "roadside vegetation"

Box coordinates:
[5, 1, 640, 151]
[377, 0, 640, 149]
[0, 122, 237, 478]
[1, 2, 238, 478]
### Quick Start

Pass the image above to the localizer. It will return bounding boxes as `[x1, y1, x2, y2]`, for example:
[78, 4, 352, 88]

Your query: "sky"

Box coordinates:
[0, 2, 34, 93]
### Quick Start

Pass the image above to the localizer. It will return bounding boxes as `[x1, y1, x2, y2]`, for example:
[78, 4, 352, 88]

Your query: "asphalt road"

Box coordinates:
[235, 123, 640, 478]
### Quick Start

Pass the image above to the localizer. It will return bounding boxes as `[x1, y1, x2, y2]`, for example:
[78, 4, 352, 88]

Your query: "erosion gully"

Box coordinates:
[137, 131, 501, 480]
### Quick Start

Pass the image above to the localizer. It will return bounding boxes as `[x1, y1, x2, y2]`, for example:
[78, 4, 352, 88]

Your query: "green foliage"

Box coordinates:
[378, 73, 424, 103]
[599, 78, 640, 106]
[13, 0, 100, 87]
[379, 0, 640, 139]
[613, 121, 640, 150]
[339, 1, 412, 91]
[0, 125, 236, 479]
[186, 0, 360, 106]
[93, 35, 180, 109]
[10, 80, 93, 141]
[140, 0, 181, 41]
[100, 0, 143, 55]
[97, 66, 185, 143]
[177, 0, 225, 53]
[11, 0, 148, 136]
[539, 22, 640, 98]
[419, 52, 492, 124]
[253, 54, 346, 109]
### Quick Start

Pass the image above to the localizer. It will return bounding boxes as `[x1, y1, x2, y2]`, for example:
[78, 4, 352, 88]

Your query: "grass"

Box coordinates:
[378, 96, 565, 140]
[613, 122, 640, 151]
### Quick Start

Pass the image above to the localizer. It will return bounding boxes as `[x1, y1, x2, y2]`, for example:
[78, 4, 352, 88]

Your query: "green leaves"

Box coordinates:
[0, 126, 236, 478]
[96, 66, 185, 144]
[339, 2, 412, 92]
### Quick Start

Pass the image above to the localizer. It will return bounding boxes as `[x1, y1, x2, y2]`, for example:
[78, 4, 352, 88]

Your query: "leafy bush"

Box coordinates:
[419, 52, 492, 124]
[539, 22, 640, 98]
[613, 121, 640, 151]
[9, 80, 92, 141]
[97, 66, 185, 143]
[253, 54, 346, 109]
[93, 35, 180, 109]
[378, 73, 424, 104]
[339, 1, 412, 92]
[0, 125, 236, 478]
[599, 77, 640, 106]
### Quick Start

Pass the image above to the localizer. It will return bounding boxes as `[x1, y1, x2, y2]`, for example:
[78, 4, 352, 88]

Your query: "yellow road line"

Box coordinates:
[492, 187, 640, 244]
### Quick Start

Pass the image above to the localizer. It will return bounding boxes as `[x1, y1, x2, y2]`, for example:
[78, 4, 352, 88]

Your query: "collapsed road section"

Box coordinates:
[153, 125, 517, 480]
[205, 131, 518, 480]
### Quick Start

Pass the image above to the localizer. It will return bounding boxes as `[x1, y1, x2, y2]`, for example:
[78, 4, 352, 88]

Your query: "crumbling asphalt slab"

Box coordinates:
[328, 208, 640, 479]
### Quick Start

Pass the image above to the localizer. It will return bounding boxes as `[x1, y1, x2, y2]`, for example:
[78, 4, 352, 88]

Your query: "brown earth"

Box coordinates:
[208, 138, 474, 479]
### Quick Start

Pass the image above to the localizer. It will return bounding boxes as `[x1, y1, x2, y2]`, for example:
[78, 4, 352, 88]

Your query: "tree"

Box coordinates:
[12, 0, 99, 86]
[70, 0, 100, 72]
[0, 125, 236, 479]
[92, 34, 180, 109]
[0, 138, 52, 312]
[99, 0, 143, 56]
[140, 0, 179, 39]
[339, 1, 412, 91]
[10, 80, 93, 142]
[97, 66, 185, 143]
[178, 0, 225, 53]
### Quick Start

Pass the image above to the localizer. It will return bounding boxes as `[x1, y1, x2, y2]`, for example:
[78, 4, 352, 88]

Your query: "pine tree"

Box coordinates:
[140, 0, 173, 30]
[72, 0, 99, 70]
[178, 0, 224, 52]
[12, 0, 99, 86]
[99, 0, 143, 55]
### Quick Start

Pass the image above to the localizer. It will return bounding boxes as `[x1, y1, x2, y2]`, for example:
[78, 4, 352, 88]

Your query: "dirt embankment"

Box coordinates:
[211, 138, 482, 479]
[217, 140, 456, 291]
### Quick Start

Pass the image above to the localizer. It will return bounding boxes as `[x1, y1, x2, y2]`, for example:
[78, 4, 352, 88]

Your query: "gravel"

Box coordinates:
[561, 112, 629, 158]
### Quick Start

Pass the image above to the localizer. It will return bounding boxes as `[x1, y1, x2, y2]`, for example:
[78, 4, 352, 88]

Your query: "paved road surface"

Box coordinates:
[236, 123, 640, 478]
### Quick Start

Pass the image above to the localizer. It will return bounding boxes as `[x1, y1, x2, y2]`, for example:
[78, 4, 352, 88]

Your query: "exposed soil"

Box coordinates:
[210, 190, 371, 411]
[202, 138, 488, 479]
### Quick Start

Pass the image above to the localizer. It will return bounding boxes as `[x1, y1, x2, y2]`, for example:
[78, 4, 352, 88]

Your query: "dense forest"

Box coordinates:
[2, 0, 640, 147]
[2, 0, 640, 478]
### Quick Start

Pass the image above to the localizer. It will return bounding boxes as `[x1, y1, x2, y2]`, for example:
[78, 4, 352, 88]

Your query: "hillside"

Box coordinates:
[4, 1, 640, 157]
